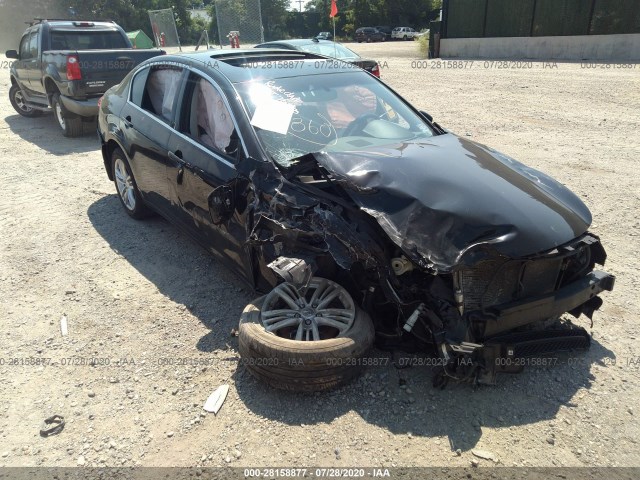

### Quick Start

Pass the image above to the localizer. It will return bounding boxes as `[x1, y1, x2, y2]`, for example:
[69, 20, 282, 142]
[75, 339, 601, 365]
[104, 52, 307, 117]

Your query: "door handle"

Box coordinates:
[168, 150, 185, 184]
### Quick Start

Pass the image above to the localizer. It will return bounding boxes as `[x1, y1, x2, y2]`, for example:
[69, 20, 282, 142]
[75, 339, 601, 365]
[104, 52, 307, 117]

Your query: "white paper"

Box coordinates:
[250, 100, 295, 135]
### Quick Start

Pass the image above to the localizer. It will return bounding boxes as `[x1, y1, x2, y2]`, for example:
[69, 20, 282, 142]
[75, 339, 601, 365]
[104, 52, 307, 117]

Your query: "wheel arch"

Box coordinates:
[102, 138, 128, 181]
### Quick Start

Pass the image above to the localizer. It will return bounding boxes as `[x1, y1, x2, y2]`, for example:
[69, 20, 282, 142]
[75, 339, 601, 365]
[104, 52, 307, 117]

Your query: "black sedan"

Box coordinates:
[98, 49, 614, 391]
[254, 38, 380, 77]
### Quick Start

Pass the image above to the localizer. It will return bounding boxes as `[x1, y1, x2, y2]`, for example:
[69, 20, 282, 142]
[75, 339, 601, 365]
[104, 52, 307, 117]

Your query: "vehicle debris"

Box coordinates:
[60, 315, 68, 336]
[203, 385, 229, 414]
[39, 415, 65, 437]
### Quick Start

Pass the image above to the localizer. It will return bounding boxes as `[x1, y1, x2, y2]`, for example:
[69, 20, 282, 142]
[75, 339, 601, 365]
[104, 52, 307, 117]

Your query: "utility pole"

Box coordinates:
[297, 0, 304, 13]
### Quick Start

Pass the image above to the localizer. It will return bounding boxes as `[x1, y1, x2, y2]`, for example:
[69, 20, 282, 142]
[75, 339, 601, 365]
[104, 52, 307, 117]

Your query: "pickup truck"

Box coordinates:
[6, 19, 163, 137]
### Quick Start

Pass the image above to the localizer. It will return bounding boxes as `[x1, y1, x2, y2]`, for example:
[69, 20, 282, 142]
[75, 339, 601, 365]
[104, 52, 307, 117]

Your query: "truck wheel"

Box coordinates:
[238, 278, 375, 392]
[52, 93, 83, 137]
[111, 148, 152, 219]
[9, 85, 42, 118]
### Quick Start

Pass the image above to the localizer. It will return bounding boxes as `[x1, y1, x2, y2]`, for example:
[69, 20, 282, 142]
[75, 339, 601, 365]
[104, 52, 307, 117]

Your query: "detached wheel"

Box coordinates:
[111, 148, 152, 219]
[52, 93, 83, 137]
[239, 278, 375, 392]
[9, 85, 42, 117]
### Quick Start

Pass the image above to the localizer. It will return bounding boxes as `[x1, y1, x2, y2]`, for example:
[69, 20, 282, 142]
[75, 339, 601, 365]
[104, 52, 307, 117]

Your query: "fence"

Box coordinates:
[148, 8, 181, 49]
[443, 0, 640, 38]
[213, 0, 264, 47]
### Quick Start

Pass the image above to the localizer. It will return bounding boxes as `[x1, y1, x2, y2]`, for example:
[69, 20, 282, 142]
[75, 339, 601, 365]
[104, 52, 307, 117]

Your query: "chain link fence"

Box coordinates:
[148, 8, 181, 49]
[213, 0, 264, 48]
[443, 0, 640, 38]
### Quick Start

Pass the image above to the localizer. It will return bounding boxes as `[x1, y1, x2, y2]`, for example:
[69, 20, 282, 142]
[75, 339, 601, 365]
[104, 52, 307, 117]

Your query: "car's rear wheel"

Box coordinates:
[9, 85, 43, 118]
[111, 148, 152, 219]
[52, 93, 83, 137]
[238, 278, 375, 392]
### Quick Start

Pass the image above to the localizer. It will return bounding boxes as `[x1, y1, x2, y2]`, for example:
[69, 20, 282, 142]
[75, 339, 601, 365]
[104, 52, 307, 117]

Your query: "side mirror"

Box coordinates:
[5, 50, 19, 59]
[420, 110, 433, 122]
[208, 184, 234, 225]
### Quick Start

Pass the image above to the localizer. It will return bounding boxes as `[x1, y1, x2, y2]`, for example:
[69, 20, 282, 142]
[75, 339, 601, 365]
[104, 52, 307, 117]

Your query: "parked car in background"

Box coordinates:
[98, 49, 614, 392]
[391, 26, 418, 40]
[315, 31, 333, 40]
[254, 38, 381, 77]
[6, 19, 163, 137]
[354, 27, 386, 43]
[374, 26, 393, 39]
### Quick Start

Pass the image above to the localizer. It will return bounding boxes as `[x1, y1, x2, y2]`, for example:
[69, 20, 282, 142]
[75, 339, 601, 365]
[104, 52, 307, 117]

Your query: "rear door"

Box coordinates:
[119, 63, 185, 215]
[166, 71, 253, 281]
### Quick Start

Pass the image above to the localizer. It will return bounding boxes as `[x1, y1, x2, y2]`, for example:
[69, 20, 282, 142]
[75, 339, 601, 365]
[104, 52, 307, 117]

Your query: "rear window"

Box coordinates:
[49, 30, 129, 50]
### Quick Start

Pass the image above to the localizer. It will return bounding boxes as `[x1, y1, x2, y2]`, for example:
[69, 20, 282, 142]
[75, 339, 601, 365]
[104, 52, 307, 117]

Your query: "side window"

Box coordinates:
[179, 74, 237, 158]
[19, 33, 32, 60]
[29, 31, 39, 58]
[138, 65, 183, 123]
[129, 67, 150, 107]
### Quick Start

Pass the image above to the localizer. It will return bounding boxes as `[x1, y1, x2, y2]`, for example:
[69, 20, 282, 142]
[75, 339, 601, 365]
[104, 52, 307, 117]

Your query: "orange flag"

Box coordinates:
[330, 0, 338, 18]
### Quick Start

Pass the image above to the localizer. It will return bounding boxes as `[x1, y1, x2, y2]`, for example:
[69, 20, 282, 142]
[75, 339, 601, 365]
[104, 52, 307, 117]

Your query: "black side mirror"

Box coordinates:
[5, 50, 19, 59]
[208, 184, 234, 225]
[420, 110, 433, 122]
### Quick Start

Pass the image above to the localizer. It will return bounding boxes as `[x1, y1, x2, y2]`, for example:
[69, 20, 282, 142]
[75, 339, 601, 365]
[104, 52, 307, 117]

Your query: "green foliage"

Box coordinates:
[416, 34, 429, 57]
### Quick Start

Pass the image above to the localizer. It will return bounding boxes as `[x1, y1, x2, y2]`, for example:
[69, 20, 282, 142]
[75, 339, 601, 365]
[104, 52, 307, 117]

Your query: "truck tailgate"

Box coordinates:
[75, 49, 162, 96]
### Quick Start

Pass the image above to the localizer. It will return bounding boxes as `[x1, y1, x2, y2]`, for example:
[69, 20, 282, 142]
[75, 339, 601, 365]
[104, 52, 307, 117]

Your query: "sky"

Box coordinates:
[288, 0, 311, 12]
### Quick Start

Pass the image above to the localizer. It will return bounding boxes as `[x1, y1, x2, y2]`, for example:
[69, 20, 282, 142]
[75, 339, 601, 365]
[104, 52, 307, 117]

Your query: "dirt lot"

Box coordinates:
[0, 41, 639, 469]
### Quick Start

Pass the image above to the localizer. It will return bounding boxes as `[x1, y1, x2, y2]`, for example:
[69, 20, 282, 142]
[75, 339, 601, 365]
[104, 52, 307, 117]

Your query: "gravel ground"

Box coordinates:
[0, 41, 639, 469]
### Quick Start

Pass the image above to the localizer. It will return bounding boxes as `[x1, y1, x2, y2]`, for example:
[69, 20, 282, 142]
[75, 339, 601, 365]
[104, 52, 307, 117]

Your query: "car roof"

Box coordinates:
[257, 39, 334, 47]
[164, 49, 359, 83]
[42, 20, 120, 31]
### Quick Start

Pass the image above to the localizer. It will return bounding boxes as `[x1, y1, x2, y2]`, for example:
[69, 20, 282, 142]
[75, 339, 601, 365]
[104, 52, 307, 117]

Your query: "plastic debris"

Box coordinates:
[203, 384, 229, 414]
[60, 315, 68, 336]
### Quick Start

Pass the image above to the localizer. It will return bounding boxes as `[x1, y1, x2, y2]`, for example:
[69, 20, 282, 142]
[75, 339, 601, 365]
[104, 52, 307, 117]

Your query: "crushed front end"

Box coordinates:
[368, 233, 615, 385]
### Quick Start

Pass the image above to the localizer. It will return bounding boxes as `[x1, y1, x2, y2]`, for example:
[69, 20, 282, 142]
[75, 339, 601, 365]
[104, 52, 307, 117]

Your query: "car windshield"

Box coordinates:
[235, 71, 434, 167]
[297, 42, 359, 60]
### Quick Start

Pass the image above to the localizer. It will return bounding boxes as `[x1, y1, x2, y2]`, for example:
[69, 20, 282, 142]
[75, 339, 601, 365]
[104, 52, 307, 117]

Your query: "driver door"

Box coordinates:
[166, 72, 253, 283]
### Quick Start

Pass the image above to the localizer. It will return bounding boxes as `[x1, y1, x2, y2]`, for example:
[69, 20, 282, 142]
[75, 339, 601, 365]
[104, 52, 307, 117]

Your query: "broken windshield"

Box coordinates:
[235, 72, 434, 166]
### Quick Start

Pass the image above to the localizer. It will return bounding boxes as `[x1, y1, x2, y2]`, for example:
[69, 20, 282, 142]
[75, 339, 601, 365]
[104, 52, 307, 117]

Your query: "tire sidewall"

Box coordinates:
[240, 297, 373, 357]
[10, 85, 41, 118]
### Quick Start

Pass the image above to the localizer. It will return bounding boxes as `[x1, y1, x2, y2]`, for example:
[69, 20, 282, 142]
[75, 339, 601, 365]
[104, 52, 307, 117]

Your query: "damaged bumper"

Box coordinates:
[482, 270, 615, 337]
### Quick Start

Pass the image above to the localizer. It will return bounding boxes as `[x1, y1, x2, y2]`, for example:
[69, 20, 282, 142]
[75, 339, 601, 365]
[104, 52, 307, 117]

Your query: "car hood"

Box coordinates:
[313, 134, 592, 272]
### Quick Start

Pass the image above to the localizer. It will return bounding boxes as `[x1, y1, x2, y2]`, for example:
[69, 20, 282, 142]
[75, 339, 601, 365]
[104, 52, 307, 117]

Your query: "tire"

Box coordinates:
[239, 288, 375, 392]
[111, 147, 152, 219]
[9, 85, 43, 118]
[52, 93, 83, 137]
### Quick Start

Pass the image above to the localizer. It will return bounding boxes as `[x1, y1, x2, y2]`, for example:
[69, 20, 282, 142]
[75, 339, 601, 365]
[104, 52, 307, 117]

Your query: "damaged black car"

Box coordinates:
[97, 50, 615, 391]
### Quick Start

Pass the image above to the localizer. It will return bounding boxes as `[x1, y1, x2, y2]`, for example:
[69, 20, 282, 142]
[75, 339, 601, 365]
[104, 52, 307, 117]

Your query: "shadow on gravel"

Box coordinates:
[87, 195, 616, 453]
[231, 335, 614, 453]
[87, 194, 251, 352]
[4, 113, 99, 154]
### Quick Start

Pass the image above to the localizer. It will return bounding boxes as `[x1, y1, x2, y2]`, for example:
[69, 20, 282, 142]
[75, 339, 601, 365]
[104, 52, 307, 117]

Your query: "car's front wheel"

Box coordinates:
[111, 148, 152, 219]
[52, 93, 83, 137]
[239, 278, 375, 391]
[9, 85, 42, 118]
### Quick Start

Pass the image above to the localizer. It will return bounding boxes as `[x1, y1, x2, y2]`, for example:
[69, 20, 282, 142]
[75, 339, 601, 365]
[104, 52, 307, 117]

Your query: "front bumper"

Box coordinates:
[60, 95, 99, 118]
[481, 270, 615, 337]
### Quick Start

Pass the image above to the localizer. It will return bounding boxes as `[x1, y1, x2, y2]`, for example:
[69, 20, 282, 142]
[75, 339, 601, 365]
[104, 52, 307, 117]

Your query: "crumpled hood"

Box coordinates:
[314, 134, 592, 272]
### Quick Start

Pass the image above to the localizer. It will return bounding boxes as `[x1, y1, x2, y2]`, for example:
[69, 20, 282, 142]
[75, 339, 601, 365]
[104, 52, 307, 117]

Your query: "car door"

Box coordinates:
[166, 71, 253, 282]
[24, 27, 44, 94]
[119, 63, 185, 216]
[14, 31, 36, 92]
